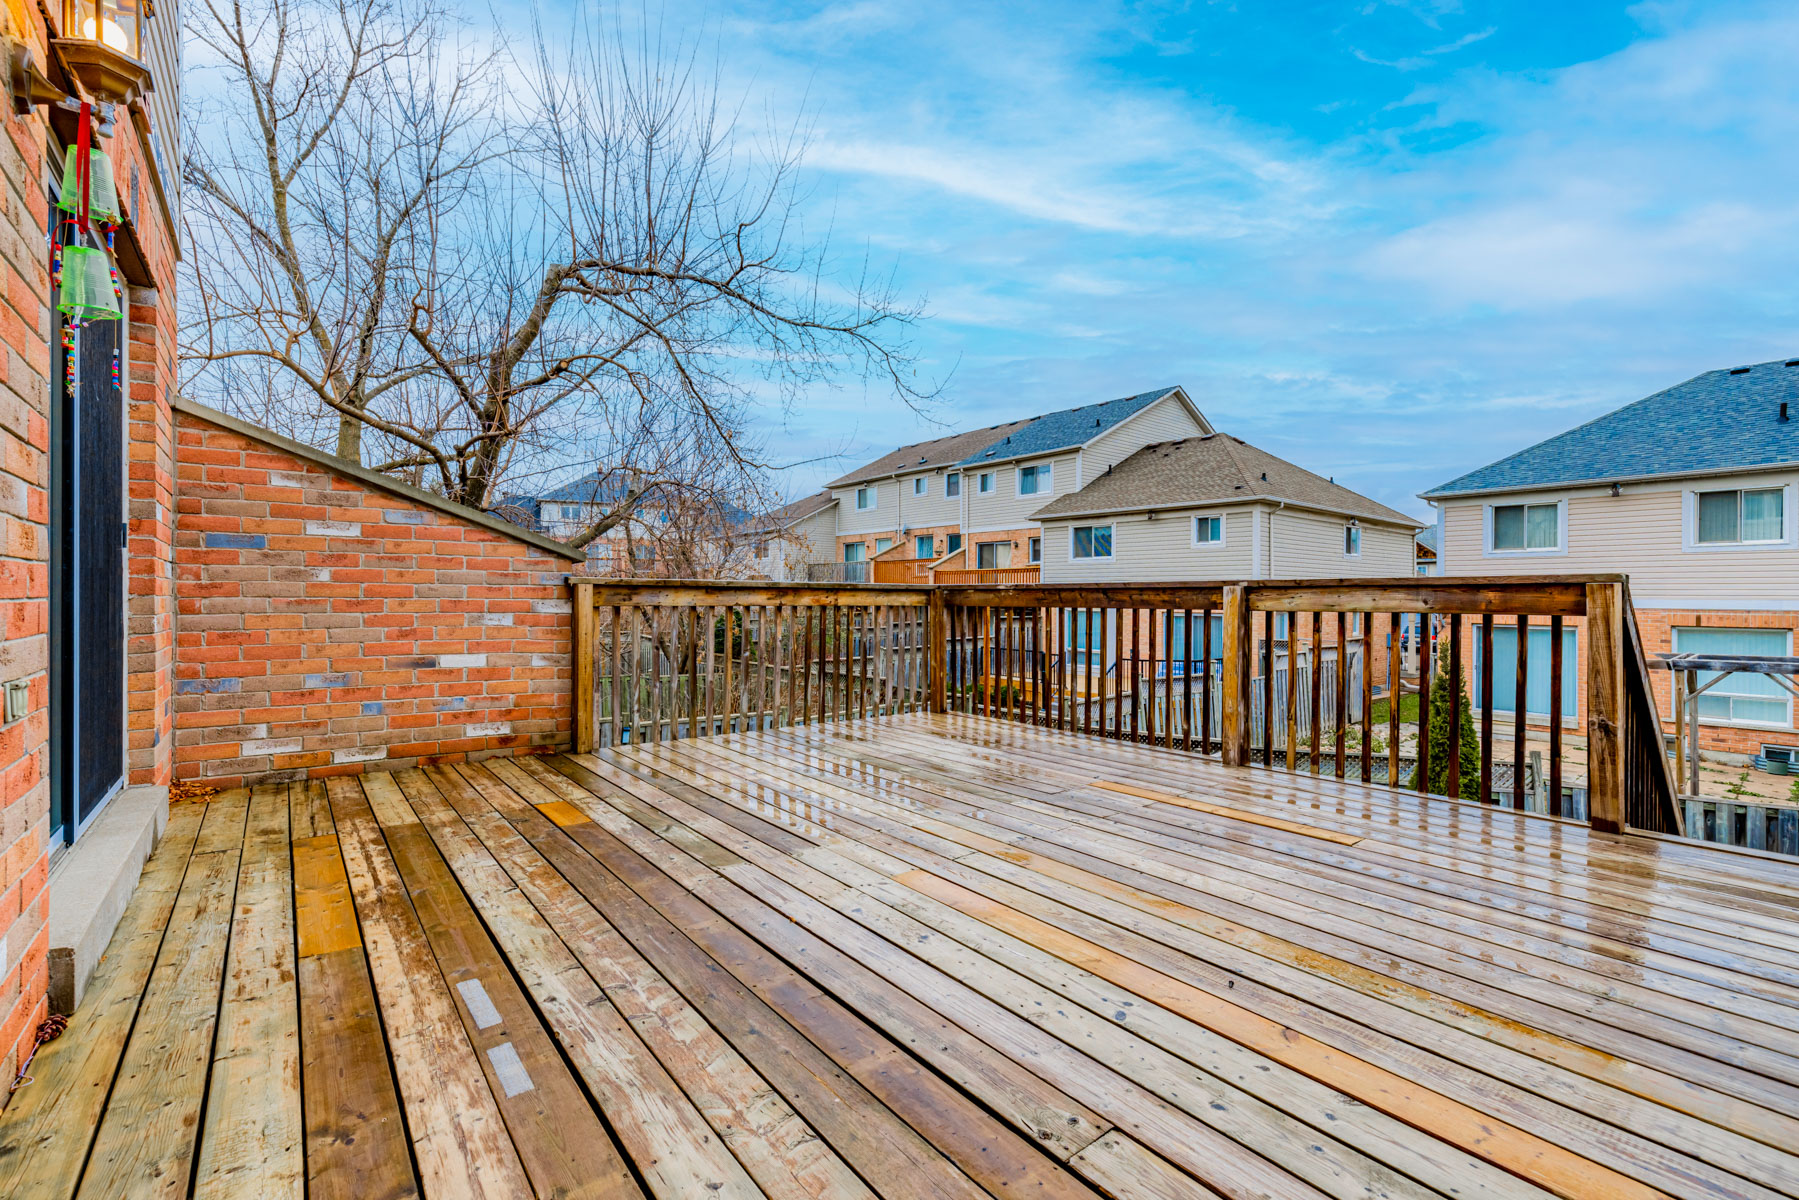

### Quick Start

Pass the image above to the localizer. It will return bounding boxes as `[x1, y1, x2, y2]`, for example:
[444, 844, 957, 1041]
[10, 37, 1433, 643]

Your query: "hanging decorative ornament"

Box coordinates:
[55, 103, 121, 324]
[111, 347, 120, 390]
[61, 323, 76, 391]
[55, 147, 122, 228]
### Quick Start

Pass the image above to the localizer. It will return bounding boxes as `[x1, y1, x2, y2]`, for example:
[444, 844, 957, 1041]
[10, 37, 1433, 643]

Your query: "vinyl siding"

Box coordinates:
[831, 481, 900, 535]
[1082, 395, 1208, 472]
[895, 470, 963, 530]
[1438, 472, 1799, 609]
[1270, 510, 1414, 578]
[1039, 508, 1257, 582]
[964, 451, 1078, 532]
[769, 507, 837, 579]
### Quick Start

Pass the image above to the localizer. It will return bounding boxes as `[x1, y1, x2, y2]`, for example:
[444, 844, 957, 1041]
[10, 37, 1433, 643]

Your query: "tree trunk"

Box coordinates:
[335, 411, 364, 465]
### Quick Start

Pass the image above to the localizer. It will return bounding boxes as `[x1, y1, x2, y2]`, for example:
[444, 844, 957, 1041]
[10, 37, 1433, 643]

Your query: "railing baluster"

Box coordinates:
[1254, 610, 1268, 767]
[1335, 611, 1348, 779]
[1309, 612, 1323, 775]
[1478, 614, 1493, 802]
[608, 603, 622, 749]
[1513, 614, 1528, 809]
[1286, 615, 1299, 771]
[1387, 613, 1400, 787]
[1416, 616, 1432, 791]
[1360, 612, 1373, 783]
[1549, 614, 1564, 816]
[1446, 612, 1462, 798]
[1200, 606, 1214, 754]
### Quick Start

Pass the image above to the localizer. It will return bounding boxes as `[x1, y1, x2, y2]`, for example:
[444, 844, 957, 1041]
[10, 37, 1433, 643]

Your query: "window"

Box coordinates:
[1071, 524, 1113, 559]
[946, 472, 961, 498]
[1763, 744, 1798, 764]
[978, 472, 994, 494]
[1028, 536, 1041, 564]
[915, 535, 935, 559]
[1490, 502, 1559, 552]
[874, 537, 893, 554]
[754, 542, 768, 559]
[1696, 487, 1784, 545]
[947, 533, 962, 553]
[1193, 515, 1222, 546]
[1344, 525, 1361, 556]
[855, 486, 876, 511]
[1161, 612, 1226, 676]
[1473, 625, 1578, 719]
[1063, 608, 1116, 670]
[913, 477, 927, 496]
[1018, 463, 1051, 495]
[1674, 627, 1791, 725]
[976, 541, 1012, 569]
[843, 543, 866, 563]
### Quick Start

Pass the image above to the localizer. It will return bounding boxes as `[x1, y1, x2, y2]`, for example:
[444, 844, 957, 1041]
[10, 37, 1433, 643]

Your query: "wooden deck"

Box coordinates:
[5, 713, 1799, 1200]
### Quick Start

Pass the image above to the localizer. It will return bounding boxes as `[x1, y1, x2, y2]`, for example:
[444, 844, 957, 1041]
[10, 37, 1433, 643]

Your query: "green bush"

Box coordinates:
[1410, 638, 1481, 795]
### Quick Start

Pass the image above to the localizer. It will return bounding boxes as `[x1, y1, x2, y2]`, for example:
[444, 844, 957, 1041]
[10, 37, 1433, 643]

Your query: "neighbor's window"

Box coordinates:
[1674, 626, 1791, 724]
[913, 477, 927, 496]
[1491, 502, 1559, 551]
[978, 472, 994, 494]
[1071, 524, 1113, 559]
[976, 541, 1011, 569]
[843, 542, 866, 562]
[947, 533, 962, 553]
[1344, 525, 1361, 556]
[1028, 536, 1042, 563]
[874, 537, 893, 554]
[1018, 463, 1051, 495]
[1696, 487, 1784, 545]
[855, 485, 875, 511]
[915, 535, 934, 559]
[1194, 515, 1222, 545]
[946, 472, 961, 497]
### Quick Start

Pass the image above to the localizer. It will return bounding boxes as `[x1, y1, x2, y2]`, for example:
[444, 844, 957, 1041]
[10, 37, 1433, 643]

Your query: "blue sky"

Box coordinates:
[654, 1, 1799, 518]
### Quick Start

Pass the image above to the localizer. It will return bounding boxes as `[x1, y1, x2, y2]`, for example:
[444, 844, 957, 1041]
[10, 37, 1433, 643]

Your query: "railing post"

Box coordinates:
[927, 588, 948, 714]
[1221, 584, 1252, 766]
[572, 578, 595, 753]
[1586, 581, 1625, 832]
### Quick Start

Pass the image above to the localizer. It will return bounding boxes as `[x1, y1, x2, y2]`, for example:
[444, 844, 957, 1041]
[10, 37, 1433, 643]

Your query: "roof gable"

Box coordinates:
[1422, 357, 1799, 499]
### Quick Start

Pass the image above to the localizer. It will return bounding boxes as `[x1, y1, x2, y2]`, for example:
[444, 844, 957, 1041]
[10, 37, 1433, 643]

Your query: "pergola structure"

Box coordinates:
[1654, 652, 1799, 795]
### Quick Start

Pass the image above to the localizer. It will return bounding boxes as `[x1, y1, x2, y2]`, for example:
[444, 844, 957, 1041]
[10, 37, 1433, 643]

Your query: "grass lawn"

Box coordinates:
[1368, 692, 1420, 726]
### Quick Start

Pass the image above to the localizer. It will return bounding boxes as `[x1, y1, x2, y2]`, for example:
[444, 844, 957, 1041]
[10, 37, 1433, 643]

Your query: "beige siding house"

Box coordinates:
[1032, 434, 1420, 583]
[1423, 355, 1799, 762]
[749, 492, 838, 581]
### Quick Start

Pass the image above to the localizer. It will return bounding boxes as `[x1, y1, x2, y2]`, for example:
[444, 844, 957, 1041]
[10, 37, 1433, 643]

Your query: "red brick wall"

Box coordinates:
[0, 56, 50, 1094]
[173, 409, 580, 787]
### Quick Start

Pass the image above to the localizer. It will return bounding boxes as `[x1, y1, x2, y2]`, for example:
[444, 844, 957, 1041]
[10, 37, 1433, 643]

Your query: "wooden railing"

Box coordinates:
[570, 581, 930, 748]
[571, 575, 1682, 835]
[934, 566, 1040, 586]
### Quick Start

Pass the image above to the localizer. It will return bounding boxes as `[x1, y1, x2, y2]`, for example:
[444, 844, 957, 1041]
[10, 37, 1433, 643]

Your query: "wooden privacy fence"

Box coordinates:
[571, 575, 1681, 836]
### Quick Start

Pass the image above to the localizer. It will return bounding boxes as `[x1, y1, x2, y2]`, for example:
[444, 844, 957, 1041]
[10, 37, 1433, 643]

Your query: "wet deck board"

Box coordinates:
[6, 712, 1798, 1200]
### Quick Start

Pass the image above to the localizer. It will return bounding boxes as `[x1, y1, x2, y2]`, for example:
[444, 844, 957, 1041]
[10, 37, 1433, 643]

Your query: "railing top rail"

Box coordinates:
[942, 575, 1620, 614]
[1653, 652, 1799, 675]
[574, 578, 932, 607]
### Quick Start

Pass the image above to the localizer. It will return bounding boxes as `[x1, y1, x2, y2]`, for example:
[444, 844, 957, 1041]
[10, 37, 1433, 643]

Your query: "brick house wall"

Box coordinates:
[172, 401, 584, 788]
[0, 0, 54, 1085]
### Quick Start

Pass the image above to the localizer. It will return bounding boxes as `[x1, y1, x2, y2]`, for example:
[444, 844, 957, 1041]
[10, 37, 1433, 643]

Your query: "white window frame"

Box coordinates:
[1673, 625, 1794, 728]
[1483, 499, 1566, 557]
[855, 485, 876, 512]
[978, 472, 995, 494]
[1070, 523, 1115, 560]
[1682, 483, 1795, 552]
[945, 472, 961, 498]
[913, 477, 927, 496]
[1343, 524, 1361, 557]
[1191, 513, 1224, 547]
[1027, 535, 1042, 564]
[1017, 462, 1052, 496]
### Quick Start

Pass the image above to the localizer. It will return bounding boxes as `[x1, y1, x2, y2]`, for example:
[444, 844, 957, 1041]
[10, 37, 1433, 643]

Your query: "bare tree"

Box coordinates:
[182, 0, 934, 544]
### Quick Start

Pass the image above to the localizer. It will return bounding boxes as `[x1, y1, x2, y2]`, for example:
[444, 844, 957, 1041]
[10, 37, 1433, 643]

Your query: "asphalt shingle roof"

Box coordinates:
[956, 387, 1182, 466]
[1421, 357, 1799, 498]
[752, 490, 836, 532]
[1030, 433, 1420, 527]
[824, 421, 1034, 488]
[825, 386, 1190, 487]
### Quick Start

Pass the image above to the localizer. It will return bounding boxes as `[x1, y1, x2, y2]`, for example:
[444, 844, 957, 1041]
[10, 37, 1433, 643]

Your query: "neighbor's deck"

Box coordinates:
[5, 714, 1799, 1200]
